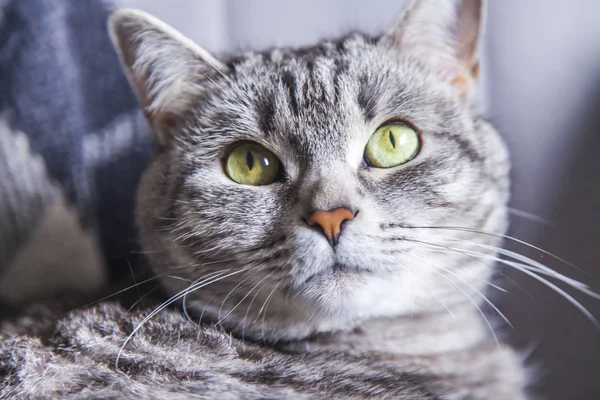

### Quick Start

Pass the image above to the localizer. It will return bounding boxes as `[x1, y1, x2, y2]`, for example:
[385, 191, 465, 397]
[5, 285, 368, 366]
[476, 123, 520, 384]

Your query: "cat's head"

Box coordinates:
[109, 0, 509, 341]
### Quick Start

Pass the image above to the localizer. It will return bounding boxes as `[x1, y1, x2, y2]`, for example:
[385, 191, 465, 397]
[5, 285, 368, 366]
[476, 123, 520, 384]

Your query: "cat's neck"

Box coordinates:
[294, 305, 488, 356]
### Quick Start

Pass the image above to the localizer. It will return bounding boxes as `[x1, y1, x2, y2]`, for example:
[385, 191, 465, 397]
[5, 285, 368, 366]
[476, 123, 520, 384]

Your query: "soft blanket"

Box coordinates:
[0, 0, 151, 303]
[0, 300, 519, 399]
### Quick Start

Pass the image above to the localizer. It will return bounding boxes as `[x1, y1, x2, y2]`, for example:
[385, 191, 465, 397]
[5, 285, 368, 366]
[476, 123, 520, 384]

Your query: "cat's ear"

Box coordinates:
[108, 9, 229, 144]
[381, 0, 485, 102]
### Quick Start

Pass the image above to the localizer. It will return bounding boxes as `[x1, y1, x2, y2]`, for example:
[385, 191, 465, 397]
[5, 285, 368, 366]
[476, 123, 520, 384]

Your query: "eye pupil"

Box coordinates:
[246, 151, 254, 170]
[388, 130, 396, 149]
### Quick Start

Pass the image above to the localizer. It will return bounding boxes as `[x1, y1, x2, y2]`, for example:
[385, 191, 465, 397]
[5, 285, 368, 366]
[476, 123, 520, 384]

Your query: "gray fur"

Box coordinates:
[0, 0, 529, 398]
[0, 301, 524, 399]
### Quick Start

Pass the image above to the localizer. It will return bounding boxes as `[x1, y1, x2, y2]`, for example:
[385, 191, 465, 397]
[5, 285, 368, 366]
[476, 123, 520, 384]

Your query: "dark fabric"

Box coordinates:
[0, 0, 152, 281]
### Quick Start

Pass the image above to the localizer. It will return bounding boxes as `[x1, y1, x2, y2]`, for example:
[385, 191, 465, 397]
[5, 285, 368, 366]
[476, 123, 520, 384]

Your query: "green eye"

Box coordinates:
[364, 123, 420, 168]
[225, 143, 280, 185]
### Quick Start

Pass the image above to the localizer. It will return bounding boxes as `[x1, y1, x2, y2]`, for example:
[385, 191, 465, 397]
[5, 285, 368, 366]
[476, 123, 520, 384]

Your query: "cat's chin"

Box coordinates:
[181, 266, 454, 343]
[189, 300, 372, 343]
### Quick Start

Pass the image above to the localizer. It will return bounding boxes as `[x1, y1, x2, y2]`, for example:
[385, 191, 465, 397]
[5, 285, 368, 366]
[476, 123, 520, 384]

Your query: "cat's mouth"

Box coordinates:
[303, 262, 372, 284]
[332, 262, 349, 271]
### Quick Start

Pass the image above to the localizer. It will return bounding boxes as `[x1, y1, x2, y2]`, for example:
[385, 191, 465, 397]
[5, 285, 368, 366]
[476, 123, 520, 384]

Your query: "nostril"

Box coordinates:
[343, 209, 359, 223]
[339, 211, 357, 231]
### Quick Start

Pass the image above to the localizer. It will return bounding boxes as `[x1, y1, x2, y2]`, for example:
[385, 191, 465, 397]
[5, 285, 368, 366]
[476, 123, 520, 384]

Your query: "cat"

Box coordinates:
[108, 0, 527, 397]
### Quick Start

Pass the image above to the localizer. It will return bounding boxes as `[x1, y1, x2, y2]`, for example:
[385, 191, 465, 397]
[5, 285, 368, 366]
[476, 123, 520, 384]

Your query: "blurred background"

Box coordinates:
[1, 0, 599, 398]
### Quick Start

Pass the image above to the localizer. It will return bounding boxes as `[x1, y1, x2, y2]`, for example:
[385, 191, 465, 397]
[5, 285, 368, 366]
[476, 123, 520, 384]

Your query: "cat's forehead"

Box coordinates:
[227, 34, 377, 134]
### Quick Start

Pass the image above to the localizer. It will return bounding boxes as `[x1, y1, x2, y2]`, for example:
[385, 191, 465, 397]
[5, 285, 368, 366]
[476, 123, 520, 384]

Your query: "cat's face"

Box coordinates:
[110, 0, 509, 340]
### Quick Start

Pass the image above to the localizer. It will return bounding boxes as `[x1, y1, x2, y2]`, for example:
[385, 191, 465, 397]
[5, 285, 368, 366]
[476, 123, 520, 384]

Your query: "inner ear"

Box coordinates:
[451, 0, 485, 100]
[108, 9, 229, 144]
[381, 0, 485, 102]
[455, 0, 484, 68]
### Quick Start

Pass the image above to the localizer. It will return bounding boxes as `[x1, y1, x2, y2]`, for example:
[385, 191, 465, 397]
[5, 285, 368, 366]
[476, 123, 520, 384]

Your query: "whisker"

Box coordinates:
[392, 252, 458, 320]
[258, 281, 283, 339]
[126, 257, 142, 304]
[217, 274, 257, 323]
[115, 268, 247, 371]
[407, 247, 514, 332]
[241, 278, 282, 343]
[437, 237, 597, 297]
[395, 225, 588, 276]
[416, 239, 600, 328]
[65, 270, 197, 316]
[487, 282, 508, 293]
[240, 281, 266, 346]
[404, 251, 501, 344]
[508, 207, 554, 227]
[195, 298, 214, 341]
[256, 281, 282, 324]
[421, 237, 532, 298]
[126, 284, 162, 312]
[412, 237, 512, 294]
[433, 292, 456, 319]
[182, 270, 230, 324]
[215, 270, 274, 327]
[73, 244, 282, 314]
[480, 255, 599, 328]
[167, 275, 195, 283]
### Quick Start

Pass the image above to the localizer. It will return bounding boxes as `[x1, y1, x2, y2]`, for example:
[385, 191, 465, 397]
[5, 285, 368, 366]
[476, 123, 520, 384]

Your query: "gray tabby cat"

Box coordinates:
[110, 0, 526, 397]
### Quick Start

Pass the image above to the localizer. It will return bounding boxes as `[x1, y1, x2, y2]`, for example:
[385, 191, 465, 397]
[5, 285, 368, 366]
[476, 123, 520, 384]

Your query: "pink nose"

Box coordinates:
[306, 208, 355, 246]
